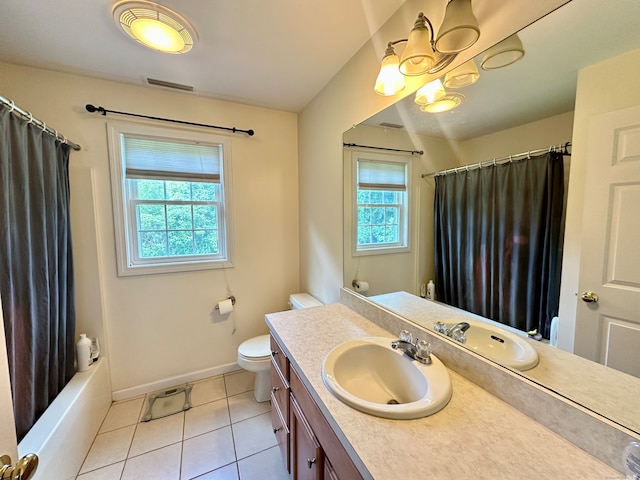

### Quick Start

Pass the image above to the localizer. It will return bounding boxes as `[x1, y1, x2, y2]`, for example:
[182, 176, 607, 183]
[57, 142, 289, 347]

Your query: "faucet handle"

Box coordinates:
[399, 329, 413, 343]
[434, 321, 447, 334]
[415, 339, 432, 364]
[452, 330, 467, 344]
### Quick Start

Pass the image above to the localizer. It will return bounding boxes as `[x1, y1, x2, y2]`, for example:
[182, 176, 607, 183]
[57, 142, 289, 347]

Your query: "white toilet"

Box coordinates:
[237, 293, 322, 402]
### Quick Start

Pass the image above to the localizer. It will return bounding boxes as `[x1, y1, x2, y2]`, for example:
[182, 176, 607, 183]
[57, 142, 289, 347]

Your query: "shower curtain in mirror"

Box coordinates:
[434, 152, 564, 338]
[0, 106, 76, 441]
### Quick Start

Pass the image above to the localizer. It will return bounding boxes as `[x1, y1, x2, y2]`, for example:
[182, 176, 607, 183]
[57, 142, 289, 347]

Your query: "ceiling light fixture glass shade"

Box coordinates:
[435, 0, 480, 53]
[414, 78, 446, 105]
[399, 13, 436, 76]
[374, 44, 406, 96]
[443, 59, 479, 87]
[420, 92, 464, 113]
[113, 0, 198, 54]
[480, 33, 525, 70]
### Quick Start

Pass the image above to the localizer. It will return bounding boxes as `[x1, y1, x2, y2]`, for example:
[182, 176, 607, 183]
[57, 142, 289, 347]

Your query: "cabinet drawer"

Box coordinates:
[270, 358, 289, 426]
[270, 334, 289, 379]
[290, 368, 364, 480]
[271, 391, 290, 473]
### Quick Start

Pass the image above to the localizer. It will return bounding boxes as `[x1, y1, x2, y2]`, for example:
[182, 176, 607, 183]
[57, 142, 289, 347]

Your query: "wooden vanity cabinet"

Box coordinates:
[270, 333, 364, 480]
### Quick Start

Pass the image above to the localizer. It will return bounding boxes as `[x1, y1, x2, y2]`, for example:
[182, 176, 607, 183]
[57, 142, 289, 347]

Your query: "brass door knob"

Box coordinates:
[1, 453, 38, 480]
[580, 291, 599, 303]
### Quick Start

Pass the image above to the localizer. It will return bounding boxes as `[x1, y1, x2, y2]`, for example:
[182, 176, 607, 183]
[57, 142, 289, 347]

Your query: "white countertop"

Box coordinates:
[266, 303, 621, 480]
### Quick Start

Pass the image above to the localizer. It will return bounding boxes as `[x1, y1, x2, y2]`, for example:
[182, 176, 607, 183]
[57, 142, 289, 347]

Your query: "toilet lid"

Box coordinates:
[238, 334, 271, 358]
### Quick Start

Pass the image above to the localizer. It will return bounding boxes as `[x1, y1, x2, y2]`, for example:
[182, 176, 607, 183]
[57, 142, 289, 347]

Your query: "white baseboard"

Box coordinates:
[112, 362, 241, 402]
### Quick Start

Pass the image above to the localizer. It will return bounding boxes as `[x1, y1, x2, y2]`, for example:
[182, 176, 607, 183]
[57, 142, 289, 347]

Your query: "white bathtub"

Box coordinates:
[18, 358, 112, 480]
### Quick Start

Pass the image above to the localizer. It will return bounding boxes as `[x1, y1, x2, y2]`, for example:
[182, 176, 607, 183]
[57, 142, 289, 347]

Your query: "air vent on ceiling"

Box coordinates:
[146, 78, 194, 92]
[379, 122, 404, 129]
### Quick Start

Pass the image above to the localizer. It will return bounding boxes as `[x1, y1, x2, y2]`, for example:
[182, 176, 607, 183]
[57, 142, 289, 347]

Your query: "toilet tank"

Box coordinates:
[289, 293, 322, 310]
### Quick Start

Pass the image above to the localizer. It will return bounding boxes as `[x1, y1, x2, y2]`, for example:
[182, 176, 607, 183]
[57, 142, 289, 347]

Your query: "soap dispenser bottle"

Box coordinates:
[76, 334, 92, 372]
[426, 280, 435, 301]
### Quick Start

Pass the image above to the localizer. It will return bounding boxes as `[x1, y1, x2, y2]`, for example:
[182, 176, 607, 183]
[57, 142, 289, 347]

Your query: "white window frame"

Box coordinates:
[107, 121, 234, 276]
[352, 151, 410, 256]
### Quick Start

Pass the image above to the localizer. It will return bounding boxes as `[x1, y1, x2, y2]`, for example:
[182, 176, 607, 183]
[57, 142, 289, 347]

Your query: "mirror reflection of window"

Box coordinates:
[353, 153, 410, 255]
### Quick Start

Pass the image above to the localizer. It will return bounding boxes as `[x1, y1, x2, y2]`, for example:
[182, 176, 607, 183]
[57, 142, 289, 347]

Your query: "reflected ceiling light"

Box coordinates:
[435, 0, 480, 54]
[443, 59, 479, 87]
[480, 33, 525, 70]
[374, 42, 406, 96]
[420, 92, 464, 113]
[113, 0, 198, 54]
[414, 78, 446, 105]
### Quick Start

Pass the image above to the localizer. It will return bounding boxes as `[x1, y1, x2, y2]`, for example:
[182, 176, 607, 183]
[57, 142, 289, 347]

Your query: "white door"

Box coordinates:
[573, 104, 640, 378]
[0, 294, 19, 463]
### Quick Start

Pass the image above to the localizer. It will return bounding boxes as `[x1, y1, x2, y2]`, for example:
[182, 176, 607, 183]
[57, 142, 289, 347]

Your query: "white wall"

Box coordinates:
[558, 47, 640, 354]
[0, 62, 300, 394]
[459, 110, 574, 163]
[298, 0, 570, 303]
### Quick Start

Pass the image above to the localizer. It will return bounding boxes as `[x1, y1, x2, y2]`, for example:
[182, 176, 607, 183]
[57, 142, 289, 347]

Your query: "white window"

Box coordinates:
[107, 121, 234, 276]
[353, 152, 409, 255]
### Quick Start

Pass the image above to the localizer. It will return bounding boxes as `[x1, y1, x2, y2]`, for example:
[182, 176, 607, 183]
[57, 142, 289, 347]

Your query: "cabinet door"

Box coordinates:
[291, 395, 323, 480]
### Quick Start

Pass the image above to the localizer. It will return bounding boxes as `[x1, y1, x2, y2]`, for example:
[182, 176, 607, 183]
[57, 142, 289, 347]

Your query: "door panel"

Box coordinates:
[574, 105, 640, 376]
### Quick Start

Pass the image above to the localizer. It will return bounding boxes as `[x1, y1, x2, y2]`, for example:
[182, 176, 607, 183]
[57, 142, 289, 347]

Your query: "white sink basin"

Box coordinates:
[321, 337, 452, 419]
[440, 319, 539, 371]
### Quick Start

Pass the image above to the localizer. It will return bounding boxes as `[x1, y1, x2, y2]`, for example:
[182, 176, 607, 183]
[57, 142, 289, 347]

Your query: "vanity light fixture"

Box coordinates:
[113, 0, 198, 54]
[434, 0, 480, 53]
[374, 0, 480, 96]
[480, 33, 525, 70]
[399, 13, 438, 76]
[443, 58, 479, 87]
[374, 42, 406, 96]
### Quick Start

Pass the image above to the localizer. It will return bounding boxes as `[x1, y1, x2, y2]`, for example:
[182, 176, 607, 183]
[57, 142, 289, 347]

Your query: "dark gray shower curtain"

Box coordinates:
[0, 106, 75, 441]
[434, 152, 564, 338]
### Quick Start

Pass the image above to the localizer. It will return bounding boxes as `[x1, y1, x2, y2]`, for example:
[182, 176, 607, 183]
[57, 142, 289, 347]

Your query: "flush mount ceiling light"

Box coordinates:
[113, 0, 198, 54]
[374, 0, 480, 96]
[419, 92, 464, 113]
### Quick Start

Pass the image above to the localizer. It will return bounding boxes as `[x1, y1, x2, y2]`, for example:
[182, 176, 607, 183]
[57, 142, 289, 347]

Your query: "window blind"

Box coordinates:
[123, 135, 222, 182]
[357, 159, 406, 191]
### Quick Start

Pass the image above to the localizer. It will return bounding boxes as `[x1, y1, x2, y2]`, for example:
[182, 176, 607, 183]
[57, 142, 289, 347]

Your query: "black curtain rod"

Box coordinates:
[85, 104, 255, 136]
[343, 142, 423, 156]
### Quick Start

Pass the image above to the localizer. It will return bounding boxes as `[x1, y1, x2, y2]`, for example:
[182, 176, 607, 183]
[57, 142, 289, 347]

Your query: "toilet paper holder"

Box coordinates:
[215, 296, 236, 310]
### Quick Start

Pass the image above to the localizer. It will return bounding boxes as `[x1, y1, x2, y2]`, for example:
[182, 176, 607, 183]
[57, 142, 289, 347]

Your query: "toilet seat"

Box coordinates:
[238, 334, 270, 361]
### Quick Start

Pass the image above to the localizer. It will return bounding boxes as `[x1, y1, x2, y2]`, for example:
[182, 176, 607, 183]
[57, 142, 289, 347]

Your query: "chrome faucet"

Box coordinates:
[391, 330, 432, 364]
[434, 321, 470, 344]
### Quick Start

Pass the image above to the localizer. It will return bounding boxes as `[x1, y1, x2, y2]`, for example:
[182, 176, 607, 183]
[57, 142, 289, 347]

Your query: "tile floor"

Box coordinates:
[76, 370, 290, 480]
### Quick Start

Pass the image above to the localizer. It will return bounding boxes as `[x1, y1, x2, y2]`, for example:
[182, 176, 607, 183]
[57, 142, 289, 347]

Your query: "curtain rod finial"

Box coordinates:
[85, 104, 106, 116]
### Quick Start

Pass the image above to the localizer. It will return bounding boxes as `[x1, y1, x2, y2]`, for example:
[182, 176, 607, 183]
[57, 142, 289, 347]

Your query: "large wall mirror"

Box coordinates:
[343, 0, 640, 435]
